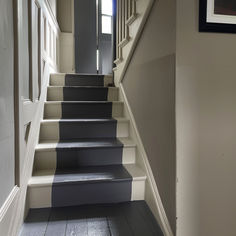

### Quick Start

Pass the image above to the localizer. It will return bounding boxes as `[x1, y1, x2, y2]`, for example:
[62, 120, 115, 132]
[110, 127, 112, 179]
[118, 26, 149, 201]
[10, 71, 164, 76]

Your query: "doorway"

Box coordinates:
[74, 0, 115, 74]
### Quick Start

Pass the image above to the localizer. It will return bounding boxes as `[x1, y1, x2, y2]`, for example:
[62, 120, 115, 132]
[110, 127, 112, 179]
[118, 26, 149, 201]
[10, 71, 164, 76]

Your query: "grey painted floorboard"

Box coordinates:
[19, 201, 163, 236]
[19, 208, 50, 236]
[45, 208, 67, 236]
[107, 205, 134, 236]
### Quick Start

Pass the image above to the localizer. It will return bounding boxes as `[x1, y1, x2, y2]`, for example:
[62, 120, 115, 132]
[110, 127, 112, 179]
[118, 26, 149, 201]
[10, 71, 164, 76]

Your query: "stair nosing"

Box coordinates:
[36, 138, 136, 151]
[45, 101, 123, 104]
[40, 117, 129, 124]
[29, 164, 146, 187]
[48, 86, 118, 89]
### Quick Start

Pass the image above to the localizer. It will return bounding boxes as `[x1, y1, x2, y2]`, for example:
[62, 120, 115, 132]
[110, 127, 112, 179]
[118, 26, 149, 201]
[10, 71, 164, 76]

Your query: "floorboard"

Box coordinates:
[19, 201, 164, 236]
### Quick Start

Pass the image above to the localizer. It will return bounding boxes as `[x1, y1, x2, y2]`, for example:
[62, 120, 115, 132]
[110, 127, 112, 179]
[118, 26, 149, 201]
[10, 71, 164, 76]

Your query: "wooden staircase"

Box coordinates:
[28, 74, 146, 208]
[19, 73, 163, 236]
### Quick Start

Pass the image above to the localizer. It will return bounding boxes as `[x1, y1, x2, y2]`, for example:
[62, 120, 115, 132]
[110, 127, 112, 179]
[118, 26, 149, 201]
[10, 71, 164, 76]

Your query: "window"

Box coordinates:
[101, 0, 112, 34]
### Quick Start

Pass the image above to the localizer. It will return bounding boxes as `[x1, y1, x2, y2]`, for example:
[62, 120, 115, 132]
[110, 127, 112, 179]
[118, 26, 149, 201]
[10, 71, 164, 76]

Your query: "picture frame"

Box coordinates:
[199, 0, 236, 33]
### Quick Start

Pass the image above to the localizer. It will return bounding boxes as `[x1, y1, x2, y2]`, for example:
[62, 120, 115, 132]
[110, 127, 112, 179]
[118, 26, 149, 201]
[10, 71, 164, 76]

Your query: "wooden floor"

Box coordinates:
[19, 201, 163, 236]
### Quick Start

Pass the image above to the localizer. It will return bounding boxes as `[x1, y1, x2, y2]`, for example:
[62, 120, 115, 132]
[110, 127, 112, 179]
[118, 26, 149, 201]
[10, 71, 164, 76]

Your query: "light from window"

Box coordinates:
[102, 15, 112, 34]
[97, 49, 99, 71]
[102, 0, 112, 16]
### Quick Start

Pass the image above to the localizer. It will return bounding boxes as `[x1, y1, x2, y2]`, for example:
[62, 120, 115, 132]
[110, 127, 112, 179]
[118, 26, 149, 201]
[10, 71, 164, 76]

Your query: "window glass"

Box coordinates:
[102, 0, 112, 16]
[102, 15, 112, 34]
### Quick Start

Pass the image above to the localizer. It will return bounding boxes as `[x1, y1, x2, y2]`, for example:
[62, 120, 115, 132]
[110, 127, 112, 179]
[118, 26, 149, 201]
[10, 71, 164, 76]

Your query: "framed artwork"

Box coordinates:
[199, 0, 236, 33]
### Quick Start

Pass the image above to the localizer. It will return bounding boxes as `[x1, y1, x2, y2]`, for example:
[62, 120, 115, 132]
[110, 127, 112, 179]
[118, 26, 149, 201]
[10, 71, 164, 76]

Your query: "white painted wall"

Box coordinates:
[122, 0, 176, 233]
[0, 0, 15, 208]
[176, 0, 236, 235]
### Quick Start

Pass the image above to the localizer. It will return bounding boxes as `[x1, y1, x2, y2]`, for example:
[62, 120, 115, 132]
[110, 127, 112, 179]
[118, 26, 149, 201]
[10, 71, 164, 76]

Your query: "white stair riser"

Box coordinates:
[28, 185, 52, 209]
[28, 178, 145, 209]
[50, 74, 113, 87]
[39, 120, 129, 140]
[44, 102, 124, 119]
[34, 146, 136, 171]
[47, 87, 119, 102]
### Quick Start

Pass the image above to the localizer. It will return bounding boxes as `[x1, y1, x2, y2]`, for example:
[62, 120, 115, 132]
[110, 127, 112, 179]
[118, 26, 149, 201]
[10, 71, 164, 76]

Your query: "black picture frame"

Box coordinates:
[199, 0, 236, 33]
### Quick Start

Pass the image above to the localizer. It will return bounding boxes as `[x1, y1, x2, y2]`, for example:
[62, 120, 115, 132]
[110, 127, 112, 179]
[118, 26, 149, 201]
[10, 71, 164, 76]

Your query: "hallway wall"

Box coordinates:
[0, 0, 15, 208]
[57, 0, 74, 73]
[176, 0, 236, 235]
[0, 0, 60, 234]
[57, 0, 72, 33]
[122, 0, 176, 233]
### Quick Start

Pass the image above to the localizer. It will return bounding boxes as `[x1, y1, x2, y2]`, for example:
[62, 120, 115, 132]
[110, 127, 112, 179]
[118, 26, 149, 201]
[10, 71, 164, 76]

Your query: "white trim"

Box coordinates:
[0, 186, 19, 223]
[126, 13, 138, 26]
[206, 0, 236, 24]
[119, 84, 174, 236]
[44, 0, 61, 31]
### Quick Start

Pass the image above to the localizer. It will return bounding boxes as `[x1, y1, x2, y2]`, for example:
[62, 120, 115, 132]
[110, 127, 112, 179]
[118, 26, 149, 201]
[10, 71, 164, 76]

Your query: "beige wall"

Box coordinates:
[57, 0, 72, 32]
[122, 0, 176, 233]
[176, 0, 236, 235]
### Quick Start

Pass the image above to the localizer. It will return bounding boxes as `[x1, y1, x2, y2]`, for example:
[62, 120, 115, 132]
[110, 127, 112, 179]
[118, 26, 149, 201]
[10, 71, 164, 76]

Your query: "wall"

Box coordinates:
[0, 0, 15, 208]
[122, 0, 176, 233]
[0, 0, 60, 234]
[176, 0, 236, 235]
[57, 0, 72, 33]
[57, 0, 74, 73]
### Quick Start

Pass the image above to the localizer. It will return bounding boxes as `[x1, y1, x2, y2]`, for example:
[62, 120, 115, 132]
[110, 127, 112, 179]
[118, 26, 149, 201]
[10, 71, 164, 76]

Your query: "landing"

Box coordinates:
[19, 201, 163, 236]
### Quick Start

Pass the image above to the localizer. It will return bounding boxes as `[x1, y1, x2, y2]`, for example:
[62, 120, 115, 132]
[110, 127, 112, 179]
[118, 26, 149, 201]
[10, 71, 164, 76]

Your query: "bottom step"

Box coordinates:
[19, 201, 164, 236]
[28, 164, 146, 208]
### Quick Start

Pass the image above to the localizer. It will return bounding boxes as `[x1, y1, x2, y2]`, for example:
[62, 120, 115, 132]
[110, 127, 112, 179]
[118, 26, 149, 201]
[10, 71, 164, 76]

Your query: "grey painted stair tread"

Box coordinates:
[56, 138, 123, 149]
[62, 87, 108, 101]
[65, 74, 104, 86]
[60, 101, 112, 104]
[53, 165, 132, 185]
[58, 118, 117, 123]
[50, 86, 112, 88]
[60, 101, 113, 119]
[66, 73, 105, 78]
[58, 119, 118, 140]
[20, 201, 163, 236]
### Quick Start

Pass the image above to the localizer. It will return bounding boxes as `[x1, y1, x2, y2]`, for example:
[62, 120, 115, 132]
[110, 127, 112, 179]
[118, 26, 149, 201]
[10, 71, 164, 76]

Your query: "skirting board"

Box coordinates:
[119, 83, 174, 236]
[0, 186, 20, 236]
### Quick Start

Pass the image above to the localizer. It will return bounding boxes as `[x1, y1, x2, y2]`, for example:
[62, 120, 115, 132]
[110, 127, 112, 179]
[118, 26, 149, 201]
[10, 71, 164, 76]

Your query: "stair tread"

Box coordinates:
[41, 117, 128, 123]
[29, 164, 146, 187]
[45, 101, 122, 104]
[36, 137, 136, 150]
[48, 86, 117, 89]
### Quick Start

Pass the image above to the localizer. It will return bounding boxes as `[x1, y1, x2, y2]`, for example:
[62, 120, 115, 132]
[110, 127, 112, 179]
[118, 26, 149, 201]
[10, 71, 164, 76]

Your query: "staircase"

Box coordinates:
[20, 74, 163, 235]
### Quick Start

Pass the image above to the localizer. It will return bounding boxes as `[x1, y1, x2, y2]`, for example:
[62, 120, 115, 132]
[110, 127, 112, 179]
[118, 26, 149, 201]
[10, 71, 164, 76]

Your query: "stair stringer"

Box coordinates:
[118, 83, 174, 236]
